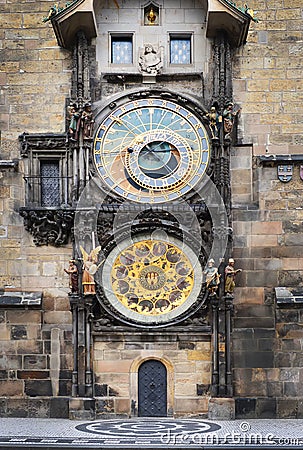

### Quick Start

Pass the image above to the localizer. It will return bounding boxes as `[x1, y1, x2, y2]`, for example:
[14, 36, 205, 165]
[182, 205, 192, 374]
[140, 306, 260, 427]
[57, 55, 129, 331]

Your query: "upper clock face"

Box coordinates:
[94, 97, 210, 203]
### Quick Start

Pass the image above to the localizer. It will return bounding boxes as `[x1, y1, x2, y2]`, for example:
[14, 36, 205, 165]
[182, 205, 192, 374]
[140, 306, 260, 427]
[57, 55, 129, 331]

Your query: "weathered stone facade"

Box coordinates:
[0, 0, 303, 419]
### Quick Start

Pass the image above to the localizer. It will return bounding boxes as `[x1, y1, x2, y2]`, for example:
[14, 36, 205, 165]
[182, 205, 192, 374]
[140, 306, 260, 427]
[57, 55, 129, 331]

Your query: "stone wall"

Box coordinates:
[234, 0, 303, 155]
[93, 333, 211, 418]
[230, 0, 303, 417]
[0, 290, 72, 418]
[0, 2, 73, 416]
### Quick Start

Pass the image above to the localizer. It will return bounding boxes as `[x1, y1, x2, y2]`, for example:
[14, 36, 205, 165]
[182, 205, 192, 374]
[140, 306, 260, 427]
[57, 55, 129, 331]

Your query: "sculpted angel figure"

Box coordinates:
[80, 245, 101, 295]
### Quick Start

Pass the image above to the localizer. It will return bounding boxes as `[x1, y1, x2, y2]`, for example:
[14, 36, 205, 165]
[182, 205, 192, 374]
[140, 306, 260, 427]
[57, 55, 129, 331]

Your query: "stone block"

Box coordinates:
[233, 317, 275, 328]
[267, 382, 283, 398]
[50, 397, 69, 418]
[0, 355, 22, 370]
[233, 287, 264, 305]
[277, 323, 303, 339]
[94, 384, 108, 396]
[95, 398, 114, 414]
[16, 340, 43, 354]
[24, 380, 52, 397]
[233, 351, 274, 368]
[235, 397, 256, 418]
[6, 399, 28, 418]
[275, 352, 291, 367]
[276, 309, 299, 323]
[43, 311, 71, 325]
[94, 359, 132, 373]
[6, 310, 41, 324]
[115, 398, 130, 414]
[178, 341, 195, 350]
[174, 397, 208, 414]
[256, 398, 276, 418]
[246, 270, 278, 288]
[0, 323, 10, 340]
[54, 298, 70, 311]
[280, 368, 300, 382]
[174, 362, 196, 373]
[208, 397, 235, 420]
[10, 325, 27, 340]
[17, 370, 49, 380]
[187, 350, 210, 361]
[277, 399, 298, 418]
[59, 380, 72, 396]
[27, 399, 50, 418]
[0, 380, 23, 397]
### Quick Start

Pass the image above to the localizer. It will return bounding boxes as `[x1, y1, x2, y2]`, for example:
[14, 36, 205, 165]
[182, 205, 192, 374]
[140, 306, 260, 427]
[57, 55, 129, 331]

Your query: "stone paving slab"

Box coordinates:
[0, 418, 303, 449]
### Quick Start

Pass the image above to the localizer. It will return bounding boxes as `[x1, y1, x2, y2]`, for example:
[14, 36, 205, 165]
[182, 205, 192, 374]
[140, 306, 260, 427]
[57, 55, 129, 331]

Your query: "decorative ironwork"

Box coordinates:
[138, 360, 167, 417]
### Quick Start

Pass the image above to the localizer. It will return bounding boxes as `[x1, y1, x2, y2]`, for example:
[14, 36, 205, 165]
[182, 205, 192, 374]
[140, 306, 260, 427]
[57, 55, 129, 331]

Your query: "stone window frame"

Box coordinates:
[110, 32, 135, 66]
[168, 32, 193, 66]
[20, 134, 72, 209]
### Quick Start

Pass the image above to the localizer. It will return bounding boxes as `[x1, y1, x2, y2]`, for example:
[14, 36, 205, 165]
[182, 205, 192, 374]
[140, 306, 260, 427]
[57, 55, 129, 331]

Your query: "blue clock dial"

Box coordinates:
[93, 98, 210, 203]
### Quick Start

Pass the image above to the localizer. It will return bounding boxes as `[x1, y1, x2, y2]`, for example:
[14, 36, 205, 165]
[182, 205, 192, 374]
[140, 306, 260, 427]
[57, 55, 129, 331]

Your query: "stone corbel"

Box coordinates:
[50, 0, 97, 48]
[206, 0, 253, 47]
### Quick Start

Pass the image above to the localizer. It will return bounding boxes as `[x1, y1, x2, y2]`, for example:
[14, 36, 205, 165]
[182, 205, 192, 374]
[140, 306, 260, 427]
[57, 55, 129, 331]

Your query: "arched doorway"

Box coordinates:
[138, 359, 167, 417]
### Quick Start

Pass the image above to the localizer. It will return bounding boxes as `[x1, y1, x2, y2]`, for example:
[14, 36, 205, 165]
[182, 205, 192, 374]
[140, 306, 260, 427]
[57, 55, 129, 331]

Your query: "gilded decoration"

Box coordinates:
[110, 239, 194, 316]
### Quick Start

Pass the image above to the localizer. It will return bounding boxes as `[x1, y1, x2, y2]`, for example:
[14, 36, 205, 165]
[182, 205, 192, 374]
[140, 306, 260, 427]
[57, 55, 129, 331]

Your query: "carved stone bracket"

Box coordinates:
[19, 132, 67, 157]
[20, 208, 75, 246]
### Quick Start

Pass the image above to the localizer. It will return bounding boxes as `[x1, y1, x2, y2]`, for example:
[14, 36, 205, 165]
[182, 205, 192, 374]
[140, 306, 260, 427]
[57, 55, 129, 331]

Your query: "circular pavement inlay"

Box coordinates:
[76, 419, 221, 437]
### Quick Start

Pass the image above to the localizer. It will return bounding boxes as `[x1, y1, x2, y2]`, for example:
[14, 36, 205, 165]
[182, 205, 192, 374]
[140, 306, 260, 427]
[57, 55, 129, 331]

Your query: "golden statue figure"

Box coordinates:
[80, 245, 101, 295]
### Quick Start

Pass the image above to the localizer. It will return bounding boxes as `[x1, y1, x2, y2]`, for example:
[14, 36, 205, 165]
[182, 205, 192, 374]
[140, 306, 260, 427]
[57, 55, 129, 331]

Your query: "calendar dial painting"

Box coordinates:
[101, 237, 203, 325]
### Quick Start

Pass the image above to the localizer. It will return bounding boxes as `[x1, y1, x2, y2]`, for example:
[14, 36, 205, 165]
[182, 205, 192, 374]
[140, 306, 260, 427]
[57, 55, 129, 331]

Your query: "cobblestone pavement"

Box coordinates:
[0, 417, 303, 449]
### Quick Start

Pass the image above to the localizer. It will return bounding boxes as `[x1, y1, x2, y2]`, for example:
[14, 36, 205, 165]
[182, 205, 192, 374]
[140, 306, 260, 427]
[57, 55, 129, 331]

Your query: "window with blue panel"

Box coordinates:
[111, 36, 133, 64]
[170, 37, 191, 65]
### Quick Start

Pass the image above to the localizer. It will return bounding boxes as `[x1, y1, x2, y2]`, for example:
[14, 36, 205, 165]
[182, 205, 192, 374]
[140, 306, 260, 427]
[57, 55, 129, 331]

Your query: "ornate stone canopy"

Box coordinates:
[206, 0, 252, 47]
[49, 0, 252, 49]
[51, 0, 97, 48]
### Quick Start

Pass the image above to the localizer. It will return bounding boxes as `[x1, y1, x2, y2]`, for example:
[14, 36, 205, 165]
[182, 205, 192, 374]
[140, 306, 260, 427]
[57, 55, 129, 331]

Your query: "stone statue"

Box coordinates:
[203, 259, 220, 295]
[68, 103, 81, 142]
[43, 3, 61, 22]
[64, 260, 78, 294]
[81, 103, 94, 140]
[80, 245, 101, 295]
[139, 44, 163, 75]
[225, 258, 242, 296]
[223, 102, 241, 139]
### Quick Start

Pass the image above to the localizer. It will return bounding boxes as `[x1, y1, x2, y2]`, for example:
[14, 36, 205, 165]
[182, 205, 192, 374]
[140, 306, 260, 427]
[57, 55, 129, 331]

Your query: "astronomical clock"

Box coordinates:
[92, 92, 212, 328]
[93, 97, 210, 204]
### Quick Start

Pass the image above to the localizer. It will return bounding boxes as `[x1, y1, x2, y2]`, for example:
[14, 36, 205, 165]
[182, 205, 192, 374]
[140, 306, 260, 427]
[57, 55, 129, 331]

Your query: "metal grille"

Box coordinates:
[138, 360, 167, 417]
[40, 161, 60, 207]
[170, 38, 191, 64]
